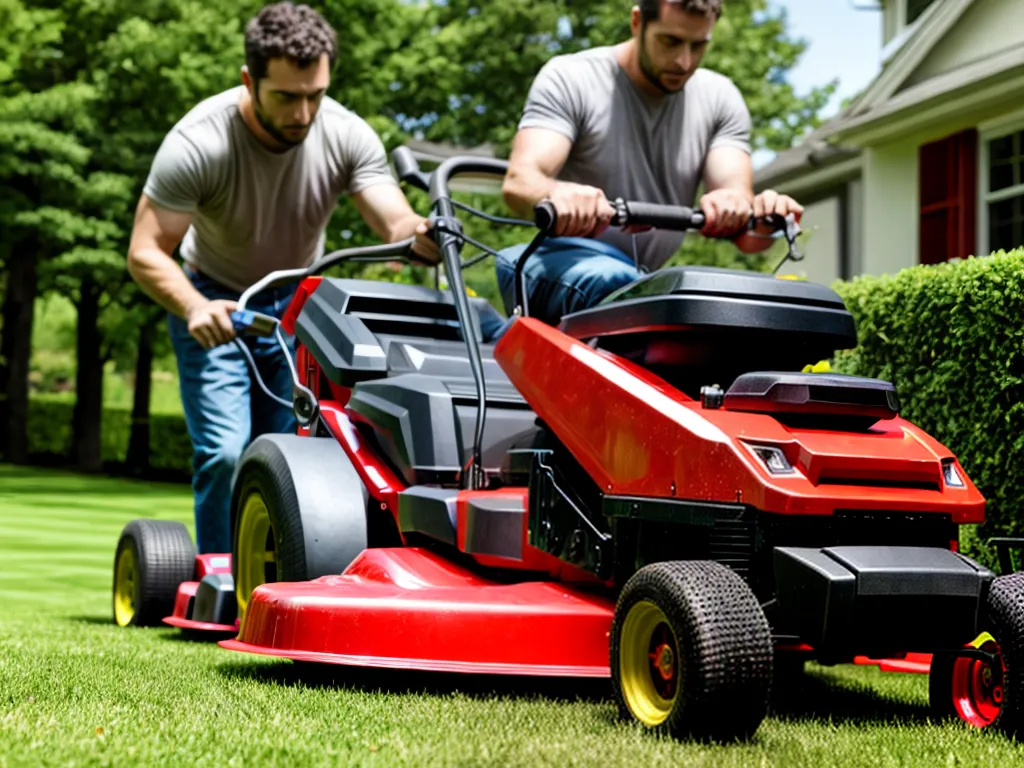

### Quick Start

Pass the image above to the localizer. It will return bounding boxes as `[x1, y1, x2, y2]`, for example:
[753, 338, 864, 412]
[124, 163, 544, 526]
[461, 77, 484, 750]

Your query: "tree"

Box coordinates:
[0, 0, 100, 463]
[33, 0, 253, 471]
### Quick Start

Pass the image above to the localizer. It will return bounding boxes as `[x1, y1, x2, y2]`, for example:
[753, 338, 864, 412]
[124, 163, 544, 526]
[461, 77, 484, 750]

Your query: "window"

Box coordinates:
[907, 0, 937, 25]
[918, 130, 977, 264]
[983, 129, 1024, 254]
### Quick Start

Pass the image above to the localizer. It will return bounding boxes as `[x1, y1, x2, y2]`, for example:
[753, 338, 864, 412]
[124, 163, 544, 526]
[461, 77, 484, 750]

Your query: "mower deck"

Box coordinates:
[220, 547, 615, 676]
[162, 553, 239, 635]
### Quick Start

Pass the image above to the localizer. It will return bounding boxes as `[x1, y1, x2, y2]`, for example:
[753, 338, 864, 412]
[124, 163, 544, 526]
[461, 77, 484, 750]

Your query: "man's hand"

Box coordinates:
[545, 182, 617, 238]
[699, 187, 753, 237]
[186, 298, 238, 350]
[353, 183, 441, 264]
[411, 217, 440, 265]
[753, 189, 804, 230]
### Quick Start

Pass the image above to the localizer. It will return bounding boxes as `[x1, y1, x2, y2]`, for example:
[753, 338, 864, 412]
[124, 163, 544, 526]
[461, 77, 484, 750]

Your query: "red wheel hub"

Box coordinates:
[952, 638, 1006, 728]
[646, 623, 678, 699]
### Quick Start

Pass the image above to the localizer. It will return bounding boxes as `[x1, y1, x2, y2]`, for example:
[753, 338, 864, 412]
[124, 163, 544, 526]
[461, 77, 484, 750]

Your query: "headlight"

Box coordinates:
[942, 459, 965, 488]
[748, 445, 795, 475]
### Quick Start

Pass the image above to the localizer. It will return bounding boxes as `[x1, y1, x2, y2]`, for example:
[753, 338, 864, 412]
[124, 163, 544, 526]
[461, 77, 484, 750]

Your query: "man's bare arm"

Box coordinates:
[702, 145, 802, 254]
[502, 127, 615, 237]
[126, 194, 236, 349]
[126, 195, 206, 319]
[351, 182, 439, 264]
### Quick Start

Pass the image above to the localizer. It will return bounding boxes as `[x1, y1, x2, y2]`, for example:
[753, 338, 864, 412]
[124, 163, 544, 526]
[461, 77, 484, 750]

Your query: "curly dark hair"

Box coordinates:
[638, 0, 723, 23]
[244, 2, 337, 82]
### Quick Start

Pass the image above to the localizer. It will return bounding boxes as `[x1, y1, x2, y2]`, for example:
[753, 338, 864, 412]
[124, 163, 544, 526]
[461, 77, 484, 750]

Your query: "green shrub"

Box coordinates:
[27, 398, 193, 480]
[832, 248, 1024, 563]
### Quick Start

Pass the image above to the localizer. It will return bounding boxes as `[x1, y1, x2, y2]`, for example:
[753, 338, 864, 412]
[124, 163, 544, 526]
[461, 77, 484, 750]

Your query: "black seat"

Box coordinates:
[557, 266, 858, 397]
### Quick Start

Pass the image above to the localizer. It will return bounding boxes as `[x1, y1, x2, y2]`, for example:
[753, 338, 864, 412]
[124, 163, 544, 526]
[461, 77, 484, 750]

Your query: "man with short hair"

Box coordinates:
[497, 0, 803, 327]
[126, 2, 437, 554]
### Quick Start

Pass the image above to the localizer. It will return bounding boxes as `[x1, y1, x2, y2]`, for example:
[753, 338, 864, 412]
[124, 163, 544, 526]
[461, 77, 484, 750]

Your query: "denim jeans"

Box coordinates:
[168, 265, 299, 554]
[493, 237, 641, 328]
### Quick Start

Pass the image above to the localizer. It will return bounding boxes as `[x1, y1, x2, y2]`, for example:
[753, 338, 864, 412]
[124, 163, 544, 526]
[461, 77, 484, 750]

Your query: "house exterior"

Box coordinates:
[755, 0, 1024, 285]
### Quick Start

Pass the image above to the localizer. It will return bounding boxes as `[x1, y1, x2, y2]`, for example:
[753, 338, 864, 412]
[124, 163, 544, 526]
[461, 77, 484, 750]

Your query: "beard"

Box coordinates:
[638, 23, 690, 95]
[253, 98, 309, 148]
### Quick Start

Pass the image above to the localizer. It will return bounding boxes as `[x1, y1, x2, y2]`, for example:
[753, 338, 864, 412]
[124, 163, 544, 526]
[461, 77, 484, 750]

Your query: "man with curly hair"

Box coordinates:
[497, 0, 804, 327]
[126, 2, 436, 554]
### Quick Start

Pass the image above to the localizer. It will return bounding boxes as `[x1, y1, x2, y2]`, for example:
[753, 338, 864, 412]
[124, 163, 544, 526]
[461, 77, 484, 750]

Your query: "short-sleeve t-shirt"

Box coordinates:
[143, 86, 397, 292]
[518, 46, 752, 272]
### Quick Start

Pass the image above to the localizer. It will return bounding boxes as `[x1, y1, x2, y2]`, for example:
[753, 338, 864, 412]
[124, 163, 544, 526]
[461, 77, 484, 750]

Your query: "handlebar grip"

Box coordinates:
[534, 201, 558, 234]
[614, 200, 705, 231]
[392, 146, 427, 190]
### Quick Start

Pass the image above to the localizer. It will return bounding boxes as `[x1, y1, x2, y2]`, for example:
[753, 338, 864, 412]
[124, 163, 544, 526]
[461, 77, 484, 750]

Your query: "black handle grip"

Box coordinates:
[392, 146, 428, 191]
[614, 200, 705, 231]
[534, 201, 557, 233]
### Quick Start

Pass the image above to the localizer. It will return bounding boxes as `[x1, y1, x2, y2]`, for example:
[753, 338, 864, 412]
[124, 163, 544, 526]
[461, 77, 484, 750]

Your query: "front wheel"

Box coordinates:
[112, 520, 194, 627]
[930, 572, 1024, 736]
[610, 560, 773, 743]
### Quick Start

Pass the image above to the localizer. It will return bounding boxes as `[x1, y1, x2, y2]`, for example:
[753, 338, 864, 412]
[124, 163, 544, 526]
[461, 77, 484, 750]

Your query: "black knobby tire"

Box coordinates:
[231, 442, 309, 589]
[928, 572, 1024, 734]
[986, 571, 1024, 737]
[112, 519, 195, 627]
[230, 434, 372, 620]
[927, 652, 957, 721]
[610, 560, 774, 743]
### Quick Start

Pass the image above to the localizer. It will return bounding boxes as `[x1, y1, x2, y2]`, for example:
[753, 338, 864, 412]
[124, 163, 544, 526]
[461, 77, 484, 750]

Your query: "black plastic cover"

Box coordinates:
[724, 371, 899, 429]
[349, 373, 539, 486]
[773, 545, 994, 657]
[398, 486, 457, 546]
[463, 496, 526, 560]
[295, 278, 499, 387]
[190, 573, 237, 626]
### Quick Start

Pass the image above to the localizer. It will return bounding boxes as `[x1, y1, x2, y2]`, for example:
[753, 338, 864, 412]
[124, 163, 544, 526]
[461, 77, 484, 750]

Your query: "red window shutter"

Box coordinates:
[918, 129, 977, 264]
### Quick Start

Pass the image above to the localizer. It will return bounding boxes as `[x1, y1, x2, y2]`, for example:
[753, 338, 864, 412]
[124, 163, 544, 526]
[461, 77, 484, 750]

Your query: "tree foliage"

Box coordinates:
[0, 0, 837, 469]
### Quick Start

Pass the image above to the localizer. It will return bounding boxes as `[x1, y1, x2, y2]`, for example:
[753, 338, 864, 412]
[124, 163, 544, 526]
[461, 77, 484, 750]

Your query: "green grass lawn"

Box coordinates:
[2, 464, 1023, 766]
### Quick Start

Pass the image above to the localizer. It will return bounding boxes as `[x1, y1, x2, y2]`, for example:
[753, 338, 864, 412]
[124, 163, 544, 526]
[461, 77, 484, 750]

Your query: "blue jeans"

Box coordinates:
[493, 237, 641, 328]
[168, 266, 299, 554]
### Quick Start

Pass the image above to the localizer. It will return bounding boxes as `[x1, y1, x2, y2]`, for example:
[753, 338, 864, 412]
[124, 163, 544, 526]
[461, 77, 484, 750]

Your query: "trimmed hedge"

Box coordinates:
[27, 399, 194, 480]
[832, 248, 1024, 560]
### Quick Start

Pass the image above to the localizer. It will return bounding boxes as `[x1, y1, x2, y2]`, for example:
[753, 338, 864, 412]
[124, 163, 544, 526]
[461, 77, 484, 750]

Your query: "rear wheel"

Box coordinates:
[610, 560, 773, 742]
[231, 434, 371, 624]
[112, 520, 194, 627]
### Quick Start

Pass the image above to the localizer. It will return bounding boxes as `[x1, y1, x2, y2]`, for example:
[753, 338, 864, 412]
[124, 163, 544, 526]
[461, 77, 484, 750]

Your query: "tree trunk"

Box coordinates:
[126, 321, 154, 476]
[0, 250, 39, 464]
[72, 278, 103, 472]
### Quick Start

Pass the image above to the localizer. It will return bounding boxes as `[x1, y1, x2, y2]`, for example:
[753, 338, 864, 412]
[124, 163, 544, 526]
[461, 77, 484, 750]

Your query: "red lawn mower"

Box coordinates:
[113, 148, 1024, 742]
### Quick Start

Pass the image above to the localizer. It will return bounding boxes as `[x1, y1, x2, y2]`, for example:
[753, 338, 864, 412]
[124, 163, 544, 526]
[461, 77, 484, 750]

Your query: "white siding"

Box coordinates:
[778, 197, 842, 286]
[903, 0, 1024, 90]
[862, 140, 919, 276]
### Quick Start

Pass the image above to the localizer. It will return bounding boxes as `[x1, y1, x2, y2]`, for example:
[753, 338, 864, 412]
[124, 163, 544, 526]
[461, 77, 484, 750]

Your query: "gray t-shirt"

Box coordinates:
[518, 47, 752, 271]
[143, 86, 397, 291]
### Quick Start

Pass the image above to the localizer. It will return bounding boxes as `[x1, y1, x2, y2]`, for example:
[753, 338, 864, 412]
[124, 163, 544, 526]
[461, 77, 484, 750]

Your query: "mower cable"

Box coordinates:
[535, 454, 611, 542]
[449, 199, 534, 228]
[432, 224, 503, 267]
[232, 335, 294, 411]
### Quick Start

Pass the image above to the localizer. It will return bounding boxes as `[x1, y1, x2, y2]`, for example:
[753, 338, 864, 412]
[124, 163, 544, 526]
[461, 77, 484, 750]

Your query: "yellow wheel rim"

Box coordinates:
[113, 544, 137, 627]
[619, 600, 681, 727]
[236, 492, 276, 621]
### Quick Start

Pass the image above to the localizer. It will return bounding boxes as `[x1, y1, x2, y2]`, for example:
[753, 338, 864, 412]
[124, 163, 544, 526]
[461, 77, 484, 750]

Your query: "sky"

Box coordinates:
[755, 0, 885, 166]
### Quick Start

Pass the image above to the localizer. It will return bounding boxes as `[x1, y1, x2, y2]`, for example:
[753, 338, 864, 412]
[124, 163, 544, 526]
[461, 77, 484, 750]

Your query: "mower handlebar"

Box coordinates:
[534, 198, 706, 235]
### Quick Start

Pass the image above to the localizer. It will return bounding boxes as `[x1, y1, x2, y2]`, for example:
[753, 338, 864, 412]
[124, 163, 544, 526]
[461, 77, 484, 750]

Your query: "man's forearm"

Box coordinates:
[127, 248, 209, 320]
[502, 165, 560, 218]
